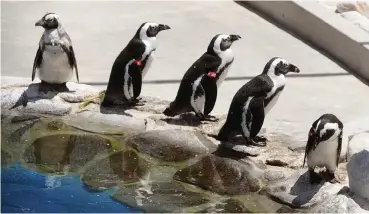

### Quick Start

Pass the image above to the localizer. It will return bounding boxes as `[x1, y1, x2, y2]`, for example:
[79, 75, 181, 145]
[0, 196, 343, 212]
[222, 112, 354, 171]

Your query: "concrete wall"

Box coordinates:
[237, 1, 369, 87]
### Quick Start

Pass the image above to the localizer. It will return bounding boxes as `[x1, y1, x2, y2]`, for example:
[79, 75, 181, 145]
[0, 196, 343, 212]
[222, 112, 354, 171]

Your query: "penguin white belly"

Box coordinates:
[264, 75, 286, 114]
[216, 49, 234, 88]
[141, 38, 157, 78]
[39, 46, 72, 84]
[142, 52, 154, 78]
[216, 64, 232, 88]
[307, 139, 338, 171]
[264, 91, 282, 115]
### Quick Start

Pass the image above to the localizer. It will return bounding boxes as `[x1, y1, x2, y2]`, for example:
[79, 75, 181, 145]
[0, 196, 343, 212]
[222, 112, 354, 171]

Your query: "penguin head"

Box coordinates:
[262, 57, 300, 76]
[35, 13, 60, 30]
[135, 22, 170, 40]
[310, 115, 343, 143]
[207, 34, 241, 55]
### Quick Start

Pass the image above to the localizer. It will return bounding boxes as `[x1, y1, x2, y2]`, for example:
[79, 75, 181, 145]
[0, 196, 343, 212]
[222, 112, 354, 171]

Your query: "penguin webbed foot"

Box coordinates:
[130, 98, 145, 106]
[327, 171, 339, 184]
[245, 137, 267, 147]
[204, 115, 219, 122]
[39, 81, 69, 94]
[254, 135, 268, 142]
[309, 168, 322, 185]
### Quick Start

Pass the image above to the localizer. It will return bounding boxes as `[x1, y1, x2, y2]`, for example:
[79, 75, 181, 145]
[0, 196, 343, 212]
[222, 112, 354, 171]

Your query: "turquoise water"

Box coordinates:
[1, 163, 140, 213]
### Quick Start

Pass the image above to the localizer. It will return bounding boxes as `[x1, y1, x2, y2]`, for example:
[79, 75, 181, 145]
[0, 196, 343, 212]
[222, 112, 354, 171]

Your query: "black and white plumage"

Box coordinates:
[101, 22, 170, 107]
[303, 114, 343, 184]
[217, 57, 300, 147]
[163, 34, 241, 121]
[32, 13, 79, 92]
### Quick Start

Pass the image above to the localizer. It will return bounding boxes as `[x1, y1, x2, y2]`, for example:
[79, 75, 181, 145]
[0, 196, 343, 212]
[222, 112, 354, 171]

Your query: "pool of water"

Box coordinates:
[1, 163, 140, 213]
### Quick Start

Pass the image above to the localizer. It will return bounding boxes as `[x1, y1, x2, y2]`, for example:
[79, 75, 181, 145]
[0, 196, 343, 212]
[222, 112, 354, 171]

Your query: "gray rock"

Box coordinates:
[264, 169, 344, 208]
[23, 133, 112, 174]
[310, 190, 369, 213]
[126, 129, 216, 162]
[173, 155, 264, 195]
[1, 85, 72, 116]
[347, 150, 369, 200]
[111, 181, 212, 213]
[1, 77, 100, 116]
[347, 131, 369, 161]
[195, 198, 252, 213]
[62, 110, 147, 135]
[81, 150, 151, 191]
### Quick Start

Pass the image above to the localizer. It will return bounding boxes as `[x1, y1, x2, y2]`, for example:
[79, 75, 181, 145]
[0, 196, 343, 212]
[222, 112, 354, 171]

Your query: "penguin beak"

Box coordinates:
[158, 24, 171, 31]
[35, 19, 44, 27]
[288, 63, 300, 73]
[230, 35, 242, 42]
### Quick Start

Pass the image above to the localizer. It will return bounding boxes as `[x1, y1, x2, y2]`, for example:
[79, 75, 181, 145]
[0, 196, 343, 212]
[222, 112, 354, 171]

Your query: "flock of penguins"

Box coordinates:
[30, 12, 345, 184]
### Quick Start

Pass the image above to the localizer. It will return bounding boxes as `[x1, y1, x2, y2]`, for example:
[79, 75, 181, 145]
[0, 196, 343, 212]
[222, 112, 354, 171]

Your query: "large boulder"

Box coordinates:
[347, 149, 369, 200]
[173, 155, 264, 195]
[309, 188, 369, 213]
[1, 77, 99, 116]
[62, 110, 147, 135]
[111, 181, 212, 213]
[126, 130, 217, 162]
[347, 131, 369, 161]
[263, 169, 344, 208]
[81, 150, 151, 191]
[23, 133, 113, 174]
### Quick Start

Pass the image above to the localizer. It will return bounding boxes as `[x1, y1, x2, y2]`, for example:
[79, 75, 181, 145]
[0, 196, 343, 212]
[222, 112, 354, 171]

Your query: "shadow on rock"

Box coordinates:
[99, 105, 133, 117]
[289, 171, 324, 206]
[161, 113, 202, 127]
[9, 83, 75, 110]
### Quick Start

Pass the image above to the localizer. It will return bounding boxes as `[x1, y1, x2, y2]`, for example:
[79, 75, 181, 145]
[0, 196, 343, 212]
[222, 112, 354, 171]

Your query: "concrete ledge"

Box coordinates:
[237, 1, 369, 87]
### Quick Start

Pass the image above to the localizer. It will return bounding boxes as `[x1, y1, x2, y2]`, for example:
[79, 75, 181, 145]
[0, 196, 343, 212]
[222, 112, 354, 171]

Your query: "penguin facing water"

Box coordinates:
[32, 13, 79, 93]
[101, 22, 170, 107]
[217, 57, 300, 147]
[303, 114, 343, 184]
[163, 34, 241, 121]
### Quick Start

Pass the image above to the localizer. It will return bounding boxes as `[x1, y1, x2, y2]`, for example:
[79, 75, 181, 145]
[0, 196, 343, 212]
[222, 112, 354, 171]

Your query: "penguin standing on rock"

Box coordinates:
[32, 13, 79, 93]
[163, 34, 241, 121]
[101, 22, 170, 107]
[217, 57, 300, 147]
[303, 114, 343, 184]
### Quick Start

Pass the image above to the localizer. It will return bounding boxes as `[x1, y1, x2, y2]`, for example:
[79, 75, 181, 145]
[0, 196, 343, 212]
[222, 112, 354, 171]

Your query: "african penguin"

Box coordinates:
[32, 13, 79, 93]
[217, 57, 300, 147]
[101, 22, 170, 107]
[303, 113, 343, 184]
[163, 34, 241, 121]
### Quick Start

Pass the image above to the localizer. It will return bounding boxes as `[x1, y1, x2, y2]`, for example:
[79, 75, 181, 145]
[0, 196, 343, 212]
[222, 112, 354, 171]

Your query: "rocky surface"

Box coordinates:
[347, 150, 369, 200]
[319, 1, 369, 33]
[1, 76, 369, 213]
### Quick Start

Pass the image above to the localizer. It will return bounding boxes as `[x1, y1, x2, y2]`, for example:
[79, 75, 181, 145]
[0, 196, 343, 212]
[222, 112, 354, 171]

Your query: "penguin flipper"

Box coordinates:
[303, 127, 318, 167]
[62, 45, 79, 82]
[336, 131, 343, 167]
[129, 62, 142, 99]
[192, 83, 206, 118]
[248, 96, 266, 139]
[202, 76, 218, 116]
[32, 46, 43, 81]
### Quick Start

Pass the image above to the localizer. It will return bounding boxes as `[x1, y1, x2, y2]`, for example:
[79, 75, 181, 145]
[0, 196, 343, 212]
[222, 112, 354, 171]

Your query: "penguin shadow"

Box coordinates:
[99, 105, 133, 117]
[208, 134, 262, 158]
[289, 171, 325, 206]
[10, 83, 74, 110]
[161, 113, 202, 127]
[212, 142, 250, 160]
